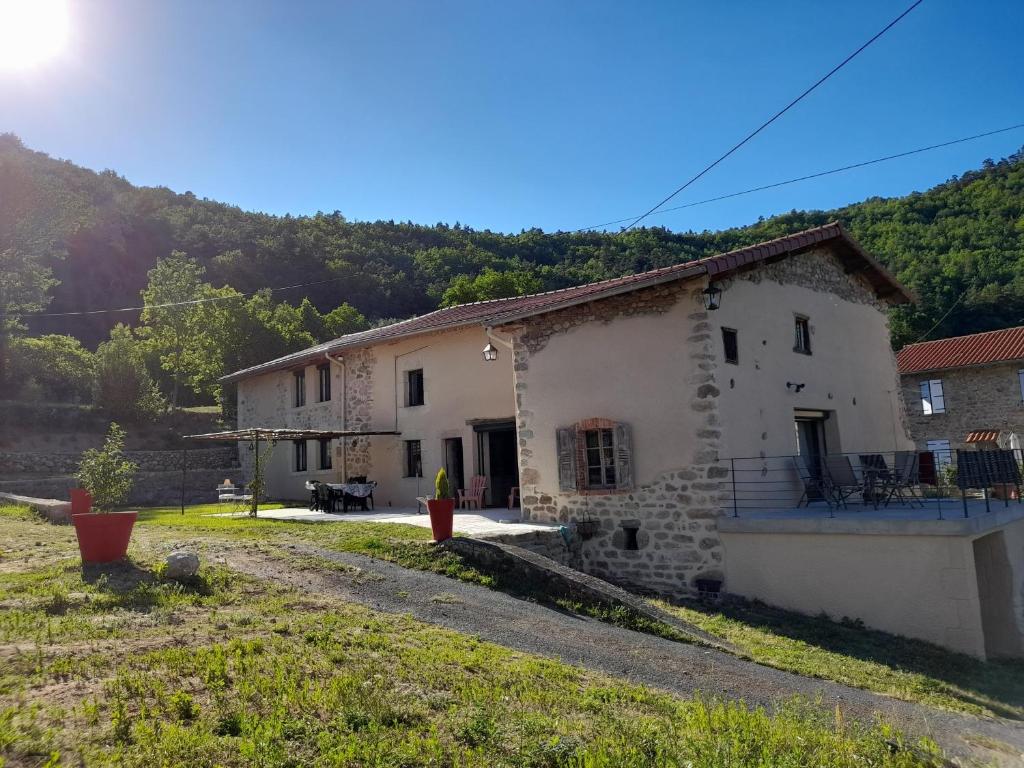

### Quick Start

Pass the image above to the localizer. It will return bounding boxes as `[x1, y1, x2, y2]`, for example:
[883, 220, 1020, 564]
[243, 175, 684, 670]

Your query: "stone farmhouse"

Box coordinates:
[898, 325, 1024, 457]
[224, 223, 1024, 659]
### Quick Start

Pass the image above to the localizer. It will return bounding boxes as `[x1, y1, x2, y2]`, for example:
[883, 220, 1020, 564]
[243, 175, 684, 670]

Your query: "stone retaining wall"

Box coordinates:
[0, 468, 237, 507]
[479, 527, 581, 568]
[0, 448, 238, 475]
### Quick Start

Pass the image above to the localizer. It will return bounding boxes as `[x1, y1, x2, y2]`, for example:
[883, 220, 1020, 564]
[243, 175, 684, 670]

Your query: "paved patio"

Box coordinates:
[212, 506, 562, 539]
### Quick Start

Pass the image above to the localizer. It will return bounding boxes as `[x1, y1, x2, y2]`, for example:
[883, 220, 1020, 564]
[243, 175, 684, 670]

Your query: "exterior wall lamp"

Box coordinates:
[701, 282, 723, 311]
[482, 342, 499, 362]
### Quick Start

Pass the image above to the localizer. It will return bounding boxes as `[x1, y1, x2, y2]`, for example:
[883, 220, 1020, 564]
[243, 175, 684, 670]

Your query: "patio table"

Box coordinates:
[327, 482, 376, 512]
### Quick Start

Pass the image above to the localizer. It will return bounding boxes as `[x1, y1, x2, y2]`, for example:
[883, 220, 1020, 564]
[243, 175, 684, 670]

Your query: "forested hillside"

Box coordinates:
[2, 131, 1023, 412]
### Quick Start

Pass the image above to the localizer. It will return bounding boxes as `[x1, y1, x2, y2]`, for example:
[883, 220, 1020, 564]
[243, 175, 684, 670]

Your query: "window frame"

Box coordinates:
[293, 370, 306, 408]
[583, 427, 617, 490]
[793, 315, 811, 355]
[404, 439, 423, 478]
[318, 438, 332, 470]
[317, 364, 331, 403]
[721, 327, 739, 365]
[1018, 369, 1024, 402]
[920, 379, 946, 415]
[405, 369, 425, 407]
[293, 440, 307, 472]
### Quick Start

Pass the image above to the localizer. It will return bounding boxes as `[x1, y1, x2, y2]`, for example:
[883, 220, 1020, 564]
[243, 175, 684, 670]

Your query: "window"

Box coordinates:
[317, 364, 331, 402]
[584, 428, 617, 489]
[556, 420, 633, 493]
[293, 440, 307, 472]
[293, 370, 306, 408]
[1018, 369, 1024, 402]
[793, 316, 811, 354]
[404, 440, 422, 478]
[318, 439, 332, 470]
[920, 379, 946, 415]
[721, 327, 738, 364]
[926, 439, 952, 470]
[406, 369, 425, 407]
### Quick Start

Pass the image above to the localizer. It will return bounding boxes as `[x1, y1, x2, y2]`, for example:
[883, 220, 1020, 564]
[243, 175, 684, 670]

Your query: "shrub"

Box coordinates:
[434, 468, 451, 500]
[94, 325, 166, 422]
[7, 335, 96, 403]
[75, 423, 137, 510]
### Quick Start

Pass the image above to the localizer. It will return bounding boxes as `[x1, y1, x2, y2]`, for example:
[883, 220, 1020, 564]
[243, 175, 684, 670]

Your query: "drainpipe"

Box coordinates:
[325, 352, 347, 481]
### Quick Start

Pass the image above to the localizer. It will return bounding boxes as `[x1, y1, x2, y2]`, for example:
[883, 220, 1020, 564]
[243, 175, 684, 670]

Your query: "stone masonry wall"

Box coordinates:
[509, 283, 729, 597]
[341, 347, 375, 477]
[0, 447, 238, 476]
[902, 362, 1024, 451]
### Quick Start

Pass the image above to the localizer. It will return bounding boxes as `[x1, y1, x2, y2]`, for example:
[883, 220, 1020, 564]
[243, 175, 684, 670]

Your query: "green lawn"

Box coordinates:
[138, 504, 1024, 721]
[0, 505, 944, 767]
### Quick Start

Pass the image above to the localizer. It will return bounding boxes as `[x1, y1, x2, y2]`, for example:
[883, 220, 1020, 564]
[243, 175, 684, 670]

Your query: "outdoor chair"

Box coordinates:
[217, 481, 238, 503]
[792, 455, 831, 508]
[341, 480, 376, 512]
[459, 475, 487, 510]
[882, 451, 922, 507]
[823, 455, 866, 508]
[316, 481, 339, 513]
[508, 486, 520, 510]
[307, 480, 321, 511]
[857, 454, 891, 507]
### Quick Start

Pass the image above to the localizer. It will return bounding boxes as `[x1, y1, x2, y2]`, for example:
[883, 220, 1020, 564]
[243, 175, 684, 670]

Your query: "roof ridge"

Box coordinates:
[898, 324, 1024, 352]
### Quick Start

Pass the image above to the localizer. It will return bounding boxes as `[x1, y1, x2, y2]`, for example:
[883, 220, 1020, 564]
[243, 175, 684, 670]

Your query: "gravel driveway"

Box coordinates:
[215, 540, 1024, 766]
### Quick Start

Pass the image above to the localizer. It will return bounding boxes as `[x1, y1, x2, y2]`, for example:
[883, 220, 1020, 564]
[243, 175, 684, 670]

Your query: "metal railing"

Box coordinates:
[722, 448, 1024, 520]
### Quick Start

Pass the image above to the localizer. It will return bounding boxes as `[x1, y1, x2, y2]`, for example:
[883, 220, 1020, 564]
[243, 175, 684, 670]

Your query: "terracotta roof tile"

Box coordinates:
[897, 326, 1024, 375]
[223, 222, 910, 383]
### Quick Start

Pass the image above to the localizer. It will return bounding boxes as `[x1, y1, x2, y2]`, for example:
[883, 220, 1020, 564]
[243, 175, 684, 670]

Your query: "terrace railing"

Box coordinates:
[722, 448, 1024, 520]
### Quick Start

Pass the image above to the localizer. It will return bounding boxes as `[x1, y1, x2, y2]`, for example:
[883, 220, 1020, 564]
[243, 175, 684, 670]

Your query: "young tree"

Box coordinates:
[76, 423, 137, 510]
[94, 325, 166, 422]
[139, 252, 219, 407]
[0, 249, 57, 395]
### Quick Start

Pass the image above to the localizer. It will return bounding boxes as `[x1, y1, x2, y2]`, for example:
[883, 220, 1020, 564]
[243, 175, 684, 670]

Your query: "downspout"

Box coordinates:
[325, 352, 347, 481]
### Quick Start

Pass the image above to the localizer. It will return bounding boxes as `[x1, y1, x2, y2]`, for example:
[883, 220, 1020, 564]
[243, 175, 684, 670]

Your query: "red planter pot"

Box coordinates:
[70, 488, 92, 515]
[71, 511, 137, 564]
[426, 499, 455, 542]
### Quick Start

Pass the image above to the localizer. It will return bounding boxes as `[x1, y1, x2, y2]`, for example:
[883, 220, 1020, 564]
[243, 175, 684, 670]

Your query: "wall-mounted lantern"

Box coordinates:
[482, 342, 499, 362]
[701, 282, 723, 311]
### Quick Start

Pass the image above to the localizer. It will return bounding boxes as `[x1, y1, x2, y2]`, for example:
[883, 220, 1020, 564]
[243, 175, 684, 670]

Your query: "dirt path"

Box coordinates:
[201, 539, 1024, 766]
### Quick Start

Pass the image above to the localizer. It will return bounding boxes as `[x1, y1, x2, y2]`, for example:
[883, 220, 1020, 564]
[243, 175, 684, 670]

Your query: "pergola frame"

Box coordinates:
[183, 427, 401, 517]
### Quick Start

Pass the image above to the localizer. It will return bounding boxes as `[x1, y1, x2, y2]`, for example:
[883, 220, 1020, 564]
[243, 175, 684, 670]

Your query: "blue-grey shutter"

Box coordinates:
[557, 427, 577, 492]
[614, 422, 634, 491]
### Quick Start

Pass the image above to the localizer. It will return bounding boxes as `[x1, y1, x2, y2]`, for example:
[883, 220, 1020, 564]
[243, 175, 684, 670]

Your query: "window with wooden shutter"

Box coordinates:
[556, 420, 634, 493]
[613, 423, 633, 490]
[556, 427, 577, 491]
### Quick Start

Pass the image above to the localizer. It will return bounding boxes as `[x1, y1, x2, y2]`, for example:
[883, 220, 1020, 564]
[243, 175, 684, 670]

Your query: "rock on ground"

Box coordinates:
[164, 550, 200, 580]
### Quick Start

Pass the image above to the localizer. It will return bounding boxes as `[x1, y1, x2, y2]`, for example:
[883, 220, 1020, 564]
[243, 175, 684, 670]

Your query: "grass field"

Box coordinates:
[0, 504, 946, 767]
[138, 504, 1024, 720]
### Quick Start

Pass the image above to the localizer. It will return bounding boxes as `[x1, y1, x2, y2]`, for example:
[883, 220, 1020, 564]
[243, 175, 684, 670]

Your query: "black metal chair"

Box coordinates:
[882, 451, 922, 507]
[316, 482, 339, 513]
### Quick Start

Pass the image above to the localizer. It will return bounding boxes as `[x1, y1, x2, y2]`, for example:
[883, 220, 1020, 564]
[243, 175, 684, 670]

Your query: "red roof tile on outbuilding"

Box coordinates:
[897, 326, 1024, 375]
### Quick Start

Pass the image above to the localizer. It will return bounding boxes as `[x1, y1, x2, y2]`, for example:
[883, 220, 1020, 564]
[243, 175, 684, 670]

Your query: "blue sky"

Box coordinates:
[2, 0, 1022, 234]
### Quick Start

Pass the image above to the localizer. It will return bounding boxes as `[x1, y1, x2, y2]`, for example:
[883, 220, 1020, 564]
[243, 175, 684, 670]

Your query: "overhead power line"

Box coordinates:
[576, 122, 1024, 232]
[27, 274, 353, 318]
[618, 0, 925, 232]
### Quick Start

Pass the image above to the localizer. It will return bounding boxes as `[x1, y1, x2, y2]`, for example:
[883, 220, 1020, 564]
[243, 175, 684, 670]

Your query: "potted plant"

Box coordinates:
[72, 423, 139, 563]
[426, 468, 455, 542]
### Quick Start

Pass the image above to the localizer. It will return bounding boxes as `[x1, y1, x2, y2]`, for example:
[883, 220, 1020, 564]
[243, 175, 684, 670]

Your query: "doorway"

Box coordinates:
[444, 438, 465, 497]
[794, 410, 829, 498]
[474, 422, 519, 507]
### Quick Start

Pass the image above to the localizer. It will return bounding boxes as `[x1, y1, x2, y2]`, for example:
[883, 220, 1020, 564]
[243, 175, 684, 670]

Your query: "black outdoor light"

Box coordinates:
[482, 341, 499, 362]
[701, 282, 723, 311]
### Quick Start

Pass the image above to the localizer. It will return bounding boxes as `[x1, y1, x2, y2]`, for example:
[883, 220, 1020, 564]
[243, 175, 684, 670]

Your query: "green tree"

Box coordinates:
[139, 252, 222, 406]
[8, 335, 95, 402]
[441, 267, 543, 307]
[0, 249, 57, 394]
[76, 423, 137, 510]
[94, 325, 166, 422]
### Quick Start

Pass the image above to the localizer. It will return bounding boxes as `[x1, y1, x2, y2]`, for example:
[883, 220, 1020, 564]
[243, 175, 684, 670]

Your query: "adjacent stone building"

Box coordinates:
[897, 325, 1024, 455]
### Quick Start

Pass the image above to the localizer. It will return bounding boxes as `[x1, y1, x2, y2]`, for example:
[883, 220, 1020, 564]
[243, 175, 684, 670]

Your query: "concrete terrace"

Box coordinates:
[211, 506, 562, 539]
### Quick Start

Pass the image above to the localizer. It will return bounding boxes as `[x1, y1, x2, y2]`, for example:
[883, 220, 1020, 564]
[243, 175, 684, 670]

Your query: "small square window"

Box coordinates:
[317, 364, 331, 402]
[794, 316, 811, 354]
[318, 438, 332, 470]
[722, 328, 738, 364]
[404, 440, 422, 478]
[293, 440, 307, 472]
[406, 369, 425, 407]
[294, 370, 306, 408]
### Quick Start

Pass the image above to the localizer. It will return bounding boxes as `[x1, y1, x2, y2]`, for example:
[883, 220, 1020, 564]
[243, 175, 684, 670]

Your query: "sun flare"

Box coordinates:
[0, 0, 70, 70]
